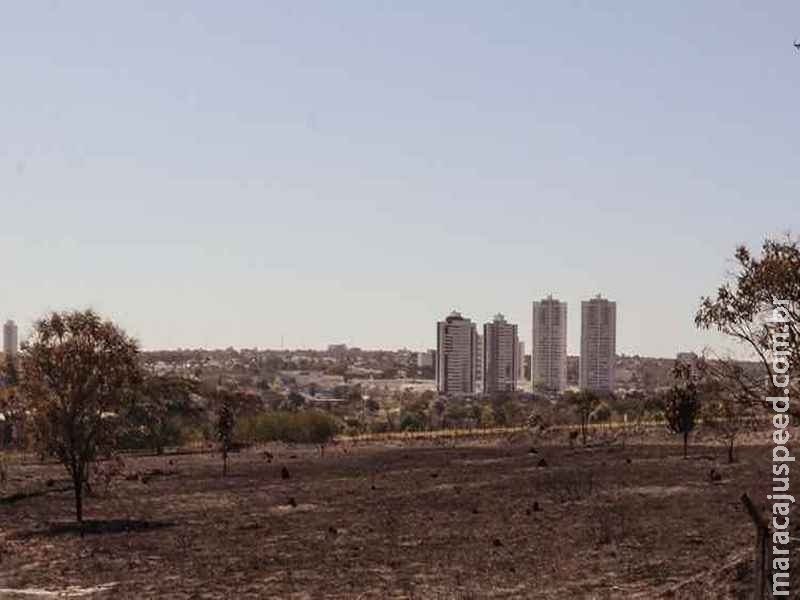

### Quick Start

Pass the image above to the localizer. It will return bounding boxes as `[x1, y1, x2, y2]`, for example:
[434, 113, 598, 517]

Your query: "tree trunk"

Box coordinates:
[683, 431, 688, 459]
[84, 463, 93, 497]
[728, 437, 735, 464]
[72, 466, 84, 525]
[222, 450, 228, 477]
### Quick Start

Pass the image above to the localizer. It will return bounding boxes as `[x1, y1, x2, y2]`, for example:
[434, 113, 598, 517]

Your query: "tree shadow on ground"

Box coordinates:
[0, 485, 72, 505]
[14, 519, 176, 538]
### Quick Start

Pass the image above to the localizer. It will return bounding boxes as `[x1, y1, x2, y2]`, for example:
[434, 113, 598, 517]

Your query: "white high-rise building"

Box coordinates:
[580, 295, 617, 393]
[532, 296, 567, 394]
[436, 311, 478, 395]
[483, 314, 518, 394]
[3, 320, 18, 357]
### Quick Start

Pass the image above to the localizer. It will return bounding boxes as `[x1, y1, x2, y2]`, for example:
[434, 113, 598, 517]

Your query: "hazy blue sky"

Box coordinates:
[1, 2, 798, 356]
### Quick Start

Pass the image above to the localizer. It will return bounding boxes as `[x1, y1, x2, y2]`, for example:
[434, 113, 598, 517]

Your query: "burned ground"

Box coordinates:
[0, 435, 797, 599]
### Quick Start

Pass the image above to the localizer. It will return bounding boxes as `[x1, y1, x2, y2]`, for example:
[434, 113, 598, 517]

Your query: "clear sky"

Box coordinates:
[1, 1, 798, 356]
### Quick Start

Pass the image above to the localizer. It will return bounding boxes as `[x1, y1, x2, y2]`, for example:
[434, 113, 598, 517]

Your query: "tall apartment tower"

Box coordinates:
[436, 311, 478, 395]
[531, 296, 567, 394]
[3, 320, 18, 357]
[580, 295, 617, 393]
[482, 314, 518, 394]
[516, 341, 525, 384]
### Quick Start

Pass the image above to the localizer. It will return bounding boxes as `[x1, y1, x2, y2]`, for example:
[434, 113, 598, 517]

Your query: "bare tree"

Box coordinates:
[20, 310, 142, 524]
[697, 362, 759, 463]
[695, 234, 800, 415]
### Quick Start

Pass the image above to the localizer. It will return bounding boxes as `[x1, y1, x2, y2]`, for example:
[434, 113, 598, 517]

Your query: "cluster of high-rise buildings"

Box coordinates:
[435, 295, 616, 397]
[2, 320, 18, 358]
[436, 312, 524, 395]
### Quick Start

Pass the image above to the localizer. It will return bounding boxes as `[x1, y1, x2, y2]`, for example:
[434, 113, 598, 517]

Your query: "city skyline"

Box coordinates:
[0, 297, 753, 360]
[0, 4, 797, 597]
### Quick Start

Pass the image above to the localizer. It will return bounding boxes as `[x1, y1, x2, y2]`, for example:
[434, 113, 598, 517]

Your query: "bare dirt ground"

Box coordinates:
[1, 433, 798, 599]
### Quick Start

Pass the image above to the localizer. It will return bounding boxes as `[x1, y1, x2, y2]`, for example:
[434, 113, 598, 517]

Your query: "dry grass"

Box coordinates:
[0, 435, 797, 598]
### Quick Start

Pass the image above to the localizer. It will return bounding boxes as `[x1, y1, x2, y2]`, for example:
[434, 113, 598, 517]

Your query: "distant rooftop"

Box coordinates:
[445, 310, 469, 323]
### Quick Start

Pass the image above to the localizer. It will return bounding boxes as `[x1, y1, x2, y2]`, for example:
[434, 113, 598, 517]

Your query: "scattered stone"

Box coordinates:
[328, 526, 338, 536]
[626, 458, 632, 464]
[533, 501, 542, 512]
[492, 538, 503, 547]
[686, 533, 704, 545]
[45, 479, 55, 487]
[430, 472, 439, 478]
[288, 497, 297, 508]
[537, 458, 548, 468]
[281, 466, 291, 480]
[528, 447, 539, 455]
[472, 507, 480, 514]
[263, 451, 274, 463]
[709, 469, 722, 483]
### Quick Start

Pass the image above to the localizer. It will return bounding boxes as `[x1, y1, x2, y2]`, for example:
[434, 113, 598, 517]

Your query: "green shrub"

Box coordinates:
[236, 411, 339, 445]
[399, 412, 425, 431]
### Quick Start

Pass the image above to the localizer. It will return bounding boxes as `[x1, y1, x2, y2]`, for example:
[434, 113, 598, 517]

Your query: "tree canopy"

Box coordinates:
[20, 309, 142, 523]
[696, 235, 799, 414]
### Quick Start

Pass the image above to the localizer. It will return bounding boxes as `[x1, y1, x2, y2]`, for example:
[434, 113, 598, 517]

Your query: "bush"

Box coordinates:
[399, 412, 425, 431]
[368, 420, 391, 434]
[236, 411, 339, 445]
[117, 418, 186, 452]
[590, 402, 612, 424]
